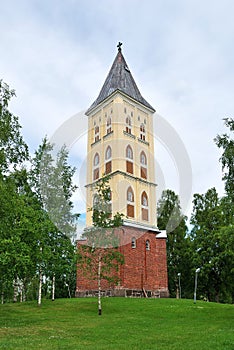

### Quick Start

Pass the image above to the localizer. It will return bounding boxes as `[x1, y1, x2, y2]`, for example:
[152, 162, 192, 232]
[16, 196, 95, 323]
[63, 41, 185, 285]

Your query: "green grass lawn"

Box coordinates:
[0, 298, 233, 350]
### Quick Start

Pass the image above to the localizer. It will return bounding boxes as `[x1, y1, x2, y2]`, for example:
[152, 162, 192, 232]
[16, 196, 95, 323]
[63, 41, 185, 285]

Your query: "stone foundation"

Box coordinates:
[76, 288, 169, 298]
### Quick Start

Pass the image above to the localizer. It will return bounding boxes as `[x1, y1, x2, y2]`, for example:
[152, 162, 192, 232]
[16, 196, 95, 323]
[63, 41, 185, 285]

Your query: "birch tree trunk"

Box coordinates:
[38, 247, 43, 306]
[52, 274, 55, 301]
[38, 268, 42, 306]
[20, 288, 23, 303]
[98, 254, 102, 316]
[13, 279, 18, 302]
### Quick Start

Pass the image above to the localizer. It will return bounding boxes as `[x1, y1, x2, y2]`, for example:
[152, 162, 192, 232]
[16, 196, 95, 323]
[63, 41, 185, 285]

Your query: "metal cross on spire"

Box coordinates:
[117, 42, 122, 52]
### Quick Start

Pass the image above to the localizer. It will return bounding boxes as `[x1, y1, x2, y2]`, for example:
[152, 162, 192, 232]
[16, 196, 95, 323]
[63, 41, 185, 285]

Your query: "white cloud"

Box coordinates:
[1, 0, 233, 226]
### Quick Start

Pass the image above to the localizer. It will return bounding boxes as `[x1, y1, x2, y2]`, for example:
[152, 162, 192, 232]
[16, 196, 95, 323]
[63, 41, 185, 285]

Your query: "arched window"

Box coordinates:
[105, 146, 112, 174]
[107, 117, 112, 134]
[126, 145, 133, 174]
[146, 240, 150, 251]
[126, 116, 131, 134]
[140, 123, 146, 141]
[127, 186, 134, 202]
[131, 237, 136, 249]
[105, 146, 112, 160]
[140, 151, 147, 165]
[141, 191, 148, 206]
[140, 151, 147, 179]
[93, 153, 100, 180]
[94, 126, 100, 142]
[141, 191, 149, 221]
[126, 145, 133, 159]
[93, 153, 99, 166]
[127, 186, 134, 218]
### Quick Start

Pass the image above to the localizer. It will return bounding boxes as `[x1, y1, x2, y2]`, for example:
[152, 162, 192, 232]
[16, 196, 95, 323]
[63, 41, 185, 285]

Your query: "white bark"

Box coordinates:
[20, 289, 23, 303]
[38, 246, 43, 306]
[98, 255, 102, 316]
[38, 268, 42, 306]
[52, 274, 55, 301]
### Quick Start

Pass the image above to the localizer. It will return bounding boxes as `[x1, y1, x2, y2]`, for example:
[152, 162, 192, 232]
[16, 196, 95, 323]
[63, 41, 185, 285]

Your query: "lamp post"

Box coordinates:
[194, 268, 200, 304]
[178, 273, 181, 299]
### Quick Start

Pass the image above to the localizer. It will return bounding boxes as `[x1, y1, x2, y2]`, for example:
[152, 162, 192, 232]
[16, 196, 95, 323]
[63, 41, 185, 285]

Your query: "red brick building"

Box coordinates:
[76, 44, 169, 298]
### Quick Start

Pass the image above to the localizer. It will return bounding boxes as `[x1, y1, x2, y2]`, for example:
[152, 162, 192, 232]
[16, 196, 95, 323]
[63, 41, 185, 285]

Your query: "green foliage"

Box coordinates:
[214, 118, 234, 203]
[157, 190, 192, 298]
[0, 81, 78, 302]
[92, 175, 124, 229]
[189, 119, 234, 303]
[190, 188, 234, 302]
[30, 137, 79, 238]
[0, 298, 233, 349]
[30, 138, 79, 301]
[0, 80, 28, 173]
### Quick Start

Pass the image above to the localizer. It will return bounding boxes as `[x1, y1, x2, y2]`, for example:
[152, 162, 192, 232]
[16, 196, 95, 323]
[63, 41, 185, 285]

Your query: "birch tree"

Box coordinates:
[30, 138, 78, 304]
[78, 175, 124, 315]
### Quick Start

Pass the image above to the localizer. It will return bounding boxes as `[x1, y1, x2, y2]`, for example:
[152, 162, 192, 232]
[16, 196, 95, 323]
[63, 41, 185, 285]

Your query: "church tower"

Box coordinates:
[86, 43, 157, 231]
[77, 44, 169, 298]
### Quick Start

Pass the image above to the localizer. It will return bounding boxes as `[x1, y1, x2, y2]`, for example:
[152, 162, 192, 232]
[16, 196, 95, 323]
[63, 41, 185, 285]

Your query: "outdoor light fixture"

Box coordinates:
[194, 268, 201, 304]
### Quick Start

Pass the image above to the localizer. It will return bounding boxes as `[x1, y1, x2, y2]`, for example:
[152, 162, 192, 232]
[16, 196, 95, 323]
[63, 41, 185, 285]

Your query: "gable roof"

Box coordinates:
[86, 47, 155, 114]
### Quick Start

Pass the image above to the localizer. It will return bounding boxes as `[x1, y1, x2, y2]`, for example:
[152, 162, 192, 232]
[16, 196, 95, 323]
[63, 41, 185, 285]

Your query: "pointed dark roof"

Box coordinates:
[86, 46, 155, 114]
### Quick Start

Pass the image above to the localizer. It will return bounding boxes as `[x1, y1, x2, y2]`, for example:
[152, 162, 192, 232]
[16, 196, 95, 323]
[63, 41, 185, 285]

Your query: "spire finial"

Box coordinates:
[117, 42, 122, 52]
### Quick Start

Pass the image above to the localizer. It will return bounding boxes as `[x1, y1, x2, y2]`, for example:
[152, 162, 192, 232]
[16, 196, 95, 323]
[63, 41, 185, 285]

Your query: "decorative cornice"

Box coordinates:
[103, 130, 114, 140]
[137, 137, 149, 146]
[123, 130, 136, 139]
[86, 170, 157, 188]
[123, 219, 160, 233]
[91, 139, 101, 147]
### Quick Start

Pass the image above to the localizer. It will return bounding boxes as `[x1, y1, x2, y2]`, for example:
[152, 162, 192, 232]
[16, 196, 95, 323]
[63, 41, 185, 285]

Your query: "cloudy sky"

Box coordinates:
[1, 0, 233, 231]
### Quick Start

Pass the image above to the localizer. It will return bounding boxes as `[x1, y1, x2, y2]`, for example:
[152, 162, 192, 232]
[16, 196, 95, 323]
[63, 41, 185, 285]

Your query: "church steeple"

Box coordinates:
[85, 44, 158, 230]
[86, 43, 155, 115]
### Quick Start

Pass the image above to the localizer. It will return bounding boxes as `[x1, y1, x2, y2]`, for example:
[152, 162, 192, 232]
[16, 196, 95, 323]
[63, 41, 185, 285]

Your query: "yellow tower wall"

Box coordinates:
[86, 91, 157, 229]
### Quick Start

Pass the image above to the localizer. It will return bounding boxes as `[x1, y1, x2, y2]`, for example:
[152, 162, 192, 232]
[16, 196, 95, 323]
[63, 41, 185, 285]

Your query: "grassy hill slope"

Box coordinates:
[0, 298, 233, 349]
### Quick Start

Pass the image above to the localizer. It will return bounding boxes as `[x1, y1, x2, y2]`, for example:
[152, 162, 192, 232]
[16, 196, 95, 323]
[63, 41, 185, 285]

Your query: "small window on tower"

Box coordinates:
[140, 123, 146, 141]
[127, 186, 134, 218]
[93, 153, 100, 180]
[94, 126, 100, 142]
[126, 116, 131, 134]
[127, 186, 134, 202]
[107, 117, 112, 134]
[126, 145, 133, 174]
[140, 151, 147, 179]
[105, 146, 112, 174]
[126, 145, 133, 159]
[141, 191, 149, 221]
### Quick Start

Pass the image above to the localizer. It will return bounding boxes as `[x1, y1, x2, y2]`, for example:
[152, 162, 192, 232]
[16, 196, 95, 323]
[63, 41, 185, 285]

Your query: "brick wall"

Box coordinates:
[76, 226, 168, 296]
